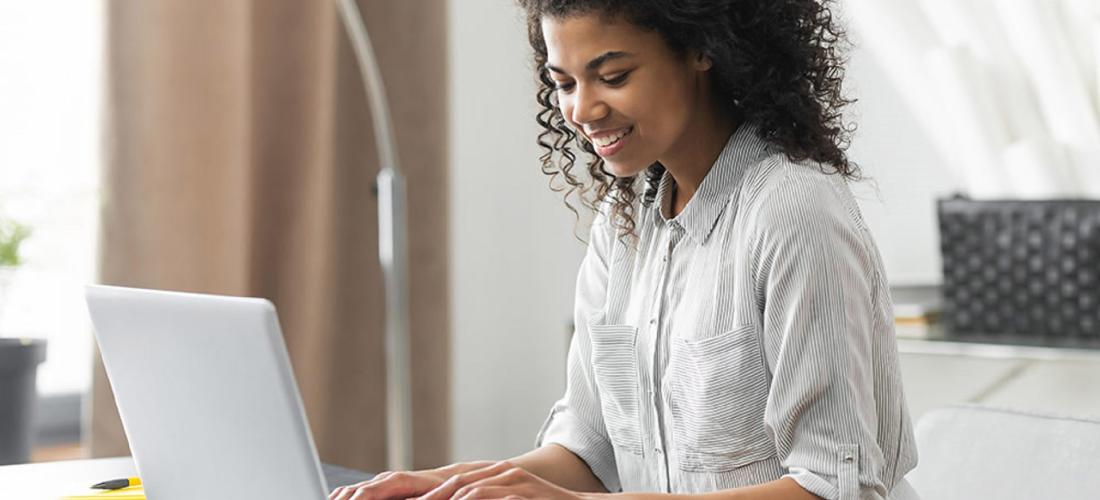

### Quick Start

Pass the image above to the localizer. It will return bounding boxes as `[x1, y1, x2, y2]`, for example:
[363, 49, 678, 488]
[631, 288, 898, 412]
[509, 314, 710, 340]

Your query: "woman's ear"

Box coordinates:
[693, 51, 713, 71]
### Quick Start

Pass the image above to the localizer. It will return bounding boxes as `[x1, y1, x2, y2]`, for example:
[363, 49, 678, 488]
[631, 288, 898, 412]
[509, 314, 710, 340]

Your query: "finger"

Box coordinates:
[338, 484, 367, 500]
[329, 486, 352, 500]
[454, 485, 529, 500]
[336, 470, 397, 496]
[332, 485, 360, 500]
[417, 462, 516, 500]
[348, 483, 393, 500]
[416, 475, 466, 500]
[336, 472, 427, 500]
[453, 467, 533, 500]
[455, 466, 529, 492]
[382, 472, 431, 498]
[330, 481, 368, 500]
[330, 476, 378, 500]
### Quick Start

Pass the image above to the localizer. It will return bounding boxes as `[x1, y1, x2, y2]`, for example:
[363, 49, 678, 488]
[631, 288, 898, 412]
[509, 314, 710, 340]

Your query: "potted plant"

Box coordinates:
[0, 219, 31, 319]
[0, 217, 46, 465]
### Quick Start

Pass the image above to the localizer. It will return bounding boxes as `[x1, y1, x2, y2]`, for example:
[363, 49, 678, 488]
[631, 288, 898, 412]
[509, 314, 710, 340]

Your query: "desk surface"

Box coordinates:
[897, 337, 1100, 362]
[0, 456, 374, 500]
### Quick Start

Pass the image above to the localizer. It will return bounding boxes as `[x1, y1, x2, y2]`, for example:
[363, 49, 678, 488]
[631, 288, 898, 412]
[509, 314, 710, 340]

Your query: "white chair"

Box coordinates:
[909, 404, 1100, 500]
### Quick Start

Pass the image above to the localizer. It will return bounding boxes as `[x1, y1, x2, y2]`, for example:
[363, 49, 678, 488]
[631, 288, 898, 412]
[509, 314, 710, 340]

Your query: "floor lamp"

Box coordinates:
[335, 0, 413, 472]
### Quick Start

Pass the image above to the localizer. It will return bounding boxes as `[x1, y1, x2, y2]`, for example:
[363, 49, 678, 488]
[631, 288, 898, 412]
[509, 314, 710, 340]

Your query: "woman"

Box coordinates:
[331, 1, 918, 499]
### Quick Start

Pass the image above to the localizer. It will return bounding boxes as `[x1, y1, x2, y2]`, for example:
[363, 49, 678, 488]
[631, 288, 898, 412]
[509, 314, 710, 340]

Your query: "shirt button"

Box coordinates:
[654, 448, 663, 455]
[843, 455, 855, 463]
[649, 318, 657, 325]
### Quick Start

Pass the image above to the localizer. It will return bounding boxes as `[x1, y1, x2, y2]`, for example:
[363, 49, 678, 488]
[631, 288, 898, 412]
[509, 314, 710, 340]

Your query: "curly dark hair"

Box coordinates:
[517, 0, 858, 240]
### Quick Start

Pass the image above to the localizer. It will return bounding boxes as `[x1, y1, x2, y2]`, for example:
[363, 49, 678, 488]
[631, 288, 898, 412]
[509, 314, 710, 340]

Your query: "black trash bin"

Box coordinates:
[0, 337, 47, 465]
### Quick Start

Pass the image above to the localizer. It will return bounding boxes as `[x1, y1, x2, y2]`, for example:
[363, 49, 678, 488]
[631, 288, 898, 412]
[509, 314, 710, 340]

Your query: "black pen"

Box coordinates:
[91, 477, 142, 490]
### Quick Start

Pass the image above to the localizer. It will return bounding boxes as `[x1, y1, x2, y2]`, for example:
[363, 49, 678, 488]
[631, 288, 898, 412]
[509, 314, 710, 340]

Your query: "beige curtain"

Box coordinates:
[91, 0, 449, 472]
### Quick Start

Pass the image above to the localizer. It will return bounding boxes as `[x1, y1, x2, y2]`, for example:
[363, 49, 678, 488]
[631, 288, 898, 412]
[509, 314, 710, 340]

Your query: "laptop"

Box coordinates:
[85, 285, 330, 499]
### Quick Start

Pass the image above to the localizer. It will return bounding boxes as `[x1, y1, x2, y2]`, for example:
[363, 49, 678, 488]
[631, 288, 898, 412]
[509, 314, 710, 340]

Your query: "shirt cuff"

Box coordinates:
[783, 443, 871, 500]
[784, 464, 887, 500]
[784, 467, 838, 499]
[535, 405, 622, 493]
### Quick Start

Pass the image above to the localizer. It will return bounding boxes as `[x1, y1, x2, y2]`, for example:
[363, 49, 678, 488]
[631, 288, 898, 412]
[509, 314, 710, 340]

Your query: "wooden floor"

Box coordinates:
[31, 443, 85, 462]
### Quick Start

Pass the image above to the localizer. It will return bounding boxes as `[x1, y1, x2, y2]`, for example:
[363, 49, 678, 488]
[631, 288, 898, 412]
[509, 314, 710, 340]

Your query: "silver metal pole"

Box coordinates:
[335, 0, 413, 472]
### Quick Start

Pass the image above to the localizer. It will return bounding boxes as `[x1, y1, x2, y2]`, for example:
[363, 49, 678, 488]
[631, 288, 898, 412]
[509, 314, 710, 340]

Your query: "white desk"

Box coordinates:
[0, 456, 373, 500]
[897, 338, 1100, 421]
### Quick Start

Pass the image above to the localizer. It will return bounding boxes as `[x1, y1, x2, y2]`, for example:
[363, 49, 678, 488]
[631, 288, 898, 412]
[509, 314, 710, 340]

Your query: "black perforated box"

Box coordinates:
[937, 195, 1100, 341]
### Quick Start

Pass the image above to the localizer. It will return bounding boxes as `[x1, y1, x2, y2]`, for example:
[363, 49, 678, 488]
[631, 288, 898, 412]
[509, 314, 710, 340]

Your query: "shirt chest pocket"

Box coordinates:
[667, 323, 775, 472]
[588, 323, 644, 455]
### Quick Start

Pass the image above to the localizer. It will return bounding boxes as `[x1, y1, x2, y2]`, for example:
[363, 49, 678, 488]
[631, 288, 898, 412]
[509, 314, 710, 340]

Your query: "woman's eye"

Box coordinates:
[552, 72, 628, 92]
[601, 72, 630, 86]
[554, 81, 575, 92]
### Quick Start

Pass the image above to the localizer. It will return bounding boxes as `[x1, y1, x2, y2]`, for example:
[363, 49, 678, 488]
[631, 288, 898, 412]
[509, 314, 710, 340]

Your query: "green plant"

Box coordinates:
[0, 219, 30, 267]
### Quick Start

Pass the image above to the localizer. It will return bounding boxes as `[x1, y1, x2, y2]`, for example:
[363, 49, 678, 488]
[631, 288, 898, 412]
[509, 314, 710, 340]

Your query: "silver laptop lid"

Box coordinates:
[85, 285, 327, 500]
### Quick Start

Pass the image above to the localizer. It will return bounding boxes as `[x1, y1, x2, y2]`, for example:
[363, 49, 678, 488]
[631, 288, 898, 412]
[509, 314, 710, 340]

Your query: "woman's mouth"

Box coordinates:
[590, 126, 633, 157]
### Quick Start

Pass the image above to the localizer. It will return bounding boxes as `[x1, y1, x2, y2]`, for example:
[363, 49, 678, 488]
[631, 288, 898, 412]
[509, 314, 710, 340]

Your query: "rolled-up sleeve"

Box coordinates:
[752, 172, 890, 500]
[534, 215, 621, 493]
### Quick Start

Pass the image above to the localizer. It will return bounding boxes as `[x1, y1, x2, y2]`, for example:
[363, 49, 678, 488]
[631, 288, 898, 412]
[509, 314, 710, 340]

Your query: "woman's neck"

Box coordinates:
[663, 107, 737, 218]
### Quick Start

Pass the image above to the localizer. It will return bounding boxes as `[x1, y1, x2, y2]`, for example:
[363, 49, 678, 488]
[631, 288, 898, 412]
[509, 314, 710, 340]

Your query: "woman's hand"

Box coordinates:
[417, 460, 587, 500]
[329, 461, 495, 500]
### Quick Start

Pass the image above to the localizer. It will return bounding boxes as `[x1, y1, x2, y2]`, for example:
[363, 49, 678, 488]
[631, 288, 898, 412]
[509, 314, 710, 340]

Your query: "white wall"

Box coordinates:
[448, 0, 588, 462]
[447, 0, 958, 461]
[845, 38, 965, 286]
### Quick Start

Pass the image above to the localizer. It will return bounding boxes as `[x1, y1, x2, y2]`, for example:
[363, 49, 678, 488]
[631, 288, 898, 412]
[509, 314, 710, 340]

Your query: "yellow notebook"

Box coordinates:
[60, 486, 145, 499]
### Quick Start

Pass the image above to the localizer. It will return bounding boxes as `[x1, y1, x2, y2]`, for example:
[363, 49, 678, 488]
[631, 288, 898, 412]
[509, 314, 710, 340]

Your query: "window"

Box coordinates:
[0, 1, 103, 395]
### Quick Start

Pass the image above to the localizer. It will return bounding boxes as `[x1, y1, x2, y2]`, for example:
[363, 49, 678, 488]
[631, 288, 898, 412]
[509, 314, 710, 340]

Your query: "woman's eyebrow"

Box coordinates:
[545, 51, 635, 74]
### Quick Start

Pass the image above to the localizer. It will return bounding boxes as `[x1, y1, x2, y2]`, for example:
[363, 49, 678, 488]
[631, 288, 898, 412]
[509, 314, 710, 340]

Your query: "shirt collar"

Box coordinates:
[653, 122, 770, 244]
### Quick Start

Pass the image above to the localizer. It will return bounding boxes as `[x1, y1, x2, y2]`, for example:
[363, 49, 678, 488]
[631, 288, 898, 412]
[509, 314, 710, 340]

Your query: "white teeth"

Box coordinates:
[593, 128, 630, 147]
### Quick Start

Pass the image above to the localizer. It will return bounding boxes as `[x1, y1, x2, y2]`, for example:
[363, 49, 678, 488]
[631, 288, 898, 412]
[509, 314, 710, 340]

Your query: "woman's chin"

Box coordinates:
[602, 159, 650, 178]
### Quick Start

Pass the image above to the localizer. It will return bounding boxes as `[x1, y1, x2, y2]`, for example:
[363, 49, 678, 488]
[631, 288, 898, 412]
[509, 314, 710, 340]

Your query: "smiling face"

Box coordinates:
[542, 13, 714, 178]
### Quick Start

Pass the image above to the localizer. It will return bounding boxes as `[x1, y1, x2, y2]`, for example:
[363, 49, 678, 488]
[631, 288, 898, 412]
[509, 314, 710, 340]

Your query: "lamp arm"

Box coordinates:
[335, 0, 413, 472]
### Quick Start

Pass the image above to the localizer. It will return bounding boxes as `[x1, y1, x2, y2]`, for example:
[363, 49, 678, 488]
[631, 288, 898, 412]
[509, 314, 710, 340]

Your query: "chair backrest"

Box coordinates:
[909, 404, 1100, 500]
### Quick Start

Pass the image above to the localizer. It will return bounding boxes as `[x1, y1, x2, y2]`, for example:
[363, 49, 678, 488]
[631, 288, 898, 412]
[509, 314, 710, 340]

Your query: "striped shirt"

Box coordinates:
[535, 123, 920, 500]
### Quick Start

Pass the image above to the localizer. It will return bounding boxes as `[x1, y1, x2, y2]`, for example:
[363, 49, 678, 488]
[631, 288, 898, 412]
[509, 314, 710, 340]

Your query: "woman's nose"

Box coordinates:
[570, 85, 608, 126]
